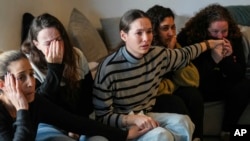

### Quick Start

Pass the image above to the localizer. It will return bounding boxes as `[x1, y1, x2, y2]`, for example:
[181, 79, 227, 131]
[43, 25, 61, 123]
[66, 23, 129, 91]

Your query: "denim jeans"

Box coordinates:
[134, 112, 195, 141]
[36, 123, 108, 141]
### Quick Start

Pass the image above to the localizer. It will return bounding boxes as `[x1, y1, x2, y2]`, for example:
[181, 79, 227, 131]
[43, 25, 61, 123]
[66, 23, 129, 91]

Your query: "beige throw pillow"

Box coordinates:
[68, 8, 108, 62]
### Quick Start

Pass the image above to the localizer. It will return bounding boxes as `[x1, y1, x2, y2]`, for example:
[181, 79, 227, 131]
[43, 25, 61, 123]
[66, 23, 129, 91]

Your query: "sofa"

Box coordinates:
[18, 4, 250, 140]
[59, 6, 250, 140]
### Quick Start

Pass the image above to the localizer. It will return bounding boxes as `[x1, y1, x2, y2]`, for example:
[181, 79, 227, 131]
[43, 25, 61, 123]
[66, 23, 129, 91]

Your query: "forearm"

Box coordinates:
[12, 110, 34, 141]
[36, 63, 64, 98]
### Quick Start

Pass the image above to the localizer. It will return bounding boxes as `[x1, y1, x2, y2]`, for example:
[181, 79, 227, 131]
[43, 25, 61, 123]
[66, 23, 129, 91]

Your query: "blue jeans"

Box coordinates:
[134, 113, 194, 141]
[36, 123, 108, 141]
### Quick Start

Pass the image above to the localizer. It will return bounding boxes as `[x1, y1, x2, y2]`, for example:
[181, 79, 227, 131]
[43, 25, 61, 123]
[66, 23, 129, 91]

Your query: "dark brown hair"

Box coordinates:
[21, 13, 79, 89]
[178, 4, 242, 44]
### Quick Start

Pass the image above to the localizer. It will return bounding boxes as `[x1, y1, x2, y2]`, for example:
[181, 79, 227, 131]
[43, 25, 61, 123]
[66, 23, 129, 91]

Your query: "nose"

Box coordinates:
[216, 32, 224, 39]
[26, 76, 34, 87]
[168, 29, 175, 36]
[142, 32, 152, 42]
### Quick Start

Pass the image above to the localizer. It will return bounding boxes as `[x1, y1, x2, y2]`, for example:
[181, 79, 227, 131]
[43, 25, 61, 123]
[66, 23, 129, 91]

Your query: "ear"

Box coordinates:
[120, 30, 127, 42]
[0, 79, 4, 90]
[33, 40, 38, 47]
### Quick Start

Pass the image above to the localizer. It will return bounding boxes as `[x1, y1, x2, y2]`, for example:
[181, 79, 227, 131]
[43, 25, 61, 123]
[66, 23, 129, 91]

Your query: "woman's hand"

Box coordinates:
[211, 38, 233, 63]
[45, 40, 64, 63]
[126, 125, 150, 140]
[68, 132, 80, 140]
[222, 38, 233, 57]
[168, 35, 177, 49]
[125, 114, 159, 130]
[207, 39, 225, 50]
[211, 45, 224, 63]
[3, 73, 28, 111]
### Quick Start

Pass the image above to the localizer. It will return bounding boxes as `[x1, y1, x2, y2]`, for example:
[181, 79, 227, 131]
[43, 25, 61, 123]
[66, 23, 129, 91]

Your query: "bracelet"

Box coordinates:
[124, 115, 128, 126]
[204, 40, 211, 50]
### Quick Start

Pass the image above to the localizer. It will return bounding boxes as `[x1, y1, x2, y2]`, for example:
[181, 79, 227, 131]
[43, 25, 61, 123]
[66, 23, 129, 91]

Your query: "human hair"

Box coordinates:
[178, 3, 242, 44]
[21, 13, 79, 89]
[116, 9, 151, 48]
[146, 5, 175, 46]
[0, 50, 27, 94]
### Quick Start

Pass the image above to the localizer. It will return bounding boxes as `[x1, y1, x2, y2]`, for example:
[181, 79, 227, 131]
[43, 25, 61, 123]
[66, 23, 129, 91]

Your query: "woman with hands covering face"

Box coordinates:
[0, 50, 149, 141]
[21, 13, 95, 141]
[146, 5, 205, 141]
[177, 4, 250, 139]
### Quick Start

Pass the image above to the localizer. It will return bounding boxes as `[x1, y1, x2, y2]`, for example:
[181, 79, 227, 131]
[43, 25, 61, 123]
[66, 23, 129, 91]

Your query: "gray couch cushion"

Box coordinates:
[226, 5, 250, 26]
[100, 17, 121, 51]
[204, 101, 224, 136]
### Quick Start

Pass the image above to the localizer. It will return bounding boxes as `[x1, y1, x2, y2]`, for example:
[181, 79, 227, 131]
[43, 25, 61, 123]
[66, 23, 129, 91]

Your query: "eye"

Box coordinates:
[16, 74, 26, 81]
[159, 26, 170, 31]
[56, 37, 62, 41]
[171, 25, 176, 30]
[29, 72, 35, 77]
[147, 30, 153, 34]
[136, 31, 143, 36]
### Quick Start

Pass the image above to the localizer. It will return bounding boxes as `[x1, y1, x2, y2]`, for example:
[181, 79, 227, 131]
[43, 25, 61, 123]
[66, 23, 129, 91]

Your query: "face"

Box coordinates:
[7, 58, 36, 103]
[121, 17, 153, 58]
[33, 27, 64, 55]
[208, 20, 228, 39]
[158, 17, 176, 47]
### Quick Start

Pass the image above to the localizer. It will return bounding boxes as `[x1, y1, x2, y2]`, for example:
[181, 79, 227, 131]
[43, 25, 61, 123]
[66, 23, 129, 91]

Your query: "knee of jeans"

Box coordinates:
[87, 136, 108, 141]
[174, 115, 194, 128]
[154, 127, 174, 140]
[175, 115, 192, 123]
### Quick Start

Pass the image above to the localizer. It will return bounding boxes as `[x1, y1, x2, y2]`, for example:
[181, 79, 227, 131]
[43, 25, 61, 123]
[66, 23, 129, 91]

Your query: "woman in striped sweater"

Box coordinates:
[93, 9, 225, 141]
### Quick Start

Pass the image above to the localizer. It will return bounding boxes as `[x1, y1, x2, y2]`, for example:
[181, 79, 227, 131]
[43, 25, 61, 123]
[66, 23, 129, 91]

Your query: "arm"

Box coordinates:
[0, 107, 34, 141]
[35, 39, 64, 99]
[35, 63, 64, 100]
[165, 40, 224, 72]
[171, 43, 200, 87]
[34, 95, 129, 141]
[92, 65, 122, 127]
[0, 74, 34, 141]
[218, 38, 246, 80]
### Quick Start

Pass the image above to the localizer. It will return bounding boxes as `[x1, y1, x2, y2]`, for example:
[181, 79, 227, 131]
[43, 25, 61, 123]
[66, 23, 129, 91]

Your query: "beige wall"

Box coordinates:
[0, 0, 249, 51]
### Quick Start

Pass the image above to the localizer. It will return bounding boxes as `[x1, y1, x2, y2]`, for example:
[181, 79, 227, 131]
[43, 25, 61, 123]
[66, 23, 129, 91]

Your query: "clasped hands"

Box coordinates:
[211, 38, 233, 63]
[124, 112, 159, 139]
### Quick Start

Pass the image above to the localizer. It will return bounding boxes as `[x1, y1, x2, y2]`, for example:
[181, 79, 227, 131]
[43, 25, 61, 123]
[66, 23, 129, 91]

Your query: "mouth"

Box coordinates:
[26, 92, 35, 96]
[141, 44, 150, 49]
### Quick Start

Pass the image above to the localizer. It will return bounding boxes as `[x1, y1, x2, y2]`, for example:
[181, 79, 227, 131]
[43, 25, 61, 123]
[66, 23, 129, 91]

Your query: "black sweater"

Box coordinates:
[35, 63, 93, 117]
[0, 94, 128, 141]
[177, 31, 246, 100]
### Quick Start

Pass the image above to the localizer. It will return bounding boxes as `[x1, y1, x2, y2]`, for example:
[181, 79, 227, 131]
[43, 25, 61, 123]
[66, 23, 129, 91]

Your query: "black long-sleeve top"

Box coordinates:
[0, 94, 128, 141]
[177, 31, 246, 99]
[35, 63, 93, 117]
[33, 48, 94, 117]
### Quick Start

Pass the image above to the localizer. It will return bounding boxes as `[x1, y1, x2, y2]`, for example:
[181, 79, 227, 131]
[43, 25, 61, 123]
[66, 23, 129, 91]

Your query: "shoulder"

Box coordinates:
[73, 47, 88, 64]
[73, 47, 90, 77]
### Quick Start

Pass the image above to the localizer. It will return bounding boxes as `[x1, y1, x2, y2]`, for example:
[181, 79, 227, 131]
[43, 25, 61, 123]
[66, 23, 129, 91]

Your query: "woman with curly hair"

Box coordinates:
[177, 4, 250, 140]
[146, 5, 204, 141]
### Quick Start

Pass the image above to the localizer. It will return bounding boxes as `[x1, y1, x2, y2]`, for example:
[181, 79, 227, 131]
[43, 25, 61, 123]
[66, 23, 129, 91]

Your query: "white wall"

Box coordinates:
[0, 0, 249, 51]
